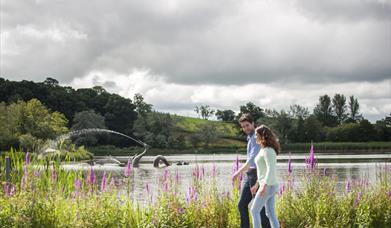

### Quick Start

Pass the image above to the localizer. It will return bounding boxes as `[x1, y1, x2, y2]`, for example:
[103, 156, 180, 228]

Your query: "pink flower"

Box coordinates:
[25, 152, 30, 165]
[288, 153, 292, 175]
[345, 179, 351, 193]
[86, 166, 95, 185]
[355, 191, 362, 205]
[74, 179, 81, 192]
[124, 159, 133, 177]
[100, 171, 107, 192]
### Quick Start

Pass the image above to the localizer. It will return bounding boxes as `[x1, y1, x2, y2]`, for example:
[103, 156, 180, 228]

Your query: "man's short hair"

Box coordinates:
[239, 113, 254, 124]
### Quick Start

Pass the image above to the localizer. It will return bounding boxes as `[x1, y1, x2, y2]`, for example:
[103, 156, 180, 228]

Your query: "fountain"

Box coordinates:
[40, 128, 151, 167]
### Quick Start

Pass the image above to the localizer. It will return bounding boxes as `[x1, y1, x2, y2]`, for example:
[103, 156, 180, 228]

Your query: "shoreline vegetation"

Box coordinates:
[1, 146, 390, 227]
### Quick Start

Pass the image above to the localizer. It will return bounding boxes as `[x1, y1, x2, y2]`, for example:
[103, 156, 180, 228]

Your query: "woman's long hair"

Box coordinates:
[255, 125, 280, 155]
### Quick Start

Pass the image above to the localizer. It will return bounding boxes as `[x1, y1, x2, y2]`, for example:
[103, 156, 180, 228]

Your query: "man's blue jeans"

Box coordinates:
[238, 169, 271, 228]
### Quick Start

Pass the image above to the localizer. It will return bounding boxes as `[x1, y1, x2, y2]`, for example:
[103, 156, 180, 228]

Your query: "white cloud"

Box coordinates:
[67, 70, 391, 121]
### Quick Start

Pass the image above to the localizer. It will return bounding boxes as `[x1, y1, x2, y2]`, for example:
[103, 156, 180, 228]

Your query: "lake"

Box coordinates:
[61, 153, 391, 204]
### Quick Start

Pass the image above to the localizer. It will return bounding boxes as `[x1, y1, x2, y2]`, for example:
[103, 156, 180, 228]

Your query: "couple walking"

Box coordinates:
[231, 113, 280, 228]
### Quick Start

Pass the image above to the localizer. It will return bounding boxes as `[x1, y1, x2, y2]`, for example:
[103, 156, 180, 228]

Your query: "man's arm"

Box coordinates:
[232, 138, 259, 180]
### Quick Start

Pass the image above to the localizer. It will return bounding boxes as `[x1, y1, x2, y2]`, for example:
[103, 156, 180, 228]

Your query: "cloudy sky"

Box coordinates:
[1, 0, 390, 121]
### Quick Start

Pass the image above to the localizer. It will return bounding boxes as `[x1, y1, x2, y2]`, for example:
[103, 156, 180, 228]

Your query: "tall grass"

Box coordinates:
[1, 146, 390, 227]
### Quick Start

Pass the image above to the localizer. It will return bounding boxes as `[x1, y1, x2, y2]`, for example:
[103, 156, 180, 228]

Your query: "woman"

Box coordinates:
[250, 125, 280, 228]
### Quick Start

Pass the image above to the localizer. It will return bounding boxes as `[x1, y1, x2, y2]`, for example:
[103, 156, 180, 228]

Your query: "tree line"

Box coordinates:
[196, 94, 391, 143]
[1, 77, 390, 152]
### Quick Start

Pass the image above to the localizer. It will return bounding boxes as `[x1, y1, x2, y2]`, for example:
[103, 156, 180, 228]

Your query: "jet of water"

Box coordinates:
[40, 128, 149, 154]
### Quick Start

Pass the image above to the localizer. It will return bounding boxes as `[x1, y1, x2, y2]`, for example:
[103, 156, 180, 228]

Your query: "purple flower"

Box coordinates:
[345, 180, 351, 193]
[2, 183, 10, 196]
[279, 183, 286, 196]
[162, 169, 169, 182]
[192, 165, 201, 181]
[87, 166, 95, 185]
[33, 170, 40, 178]
[388, 190, 391, 198]
[175, 169, 181, 183]
[288, 153, 292, 175]
[356, 191, 362, 205]
[305, 143, 317, 171]
[74, 179, 81, 192]
[212, 163, 217, 177]
[10, 185, 16, 196]
[21, 165, 29, 189]
[186, 186, 197, 203]
[51, 165, 57, 182]
[124, 159, 133, 177]
[233, 154, 240, 173]
[100, 171, 107, 192]
[25, 152, 30, 165]
[109, 177, 115, 190]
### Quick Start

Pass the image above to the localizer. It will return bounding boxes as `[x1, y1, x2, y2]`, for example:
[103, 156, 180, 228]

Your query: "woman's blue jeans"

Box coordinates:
[250, 184, 280, 228]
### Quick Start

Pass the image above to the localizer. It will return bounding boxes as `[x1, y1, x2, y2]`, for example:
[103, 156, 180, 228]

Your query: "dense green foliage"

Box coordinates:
[1, 78, 390, 154]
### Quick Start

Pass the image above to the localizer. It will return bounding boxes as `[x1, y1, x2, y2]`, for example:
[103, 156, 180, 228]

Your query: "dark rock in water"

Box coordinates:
[176, 161, 189, 165]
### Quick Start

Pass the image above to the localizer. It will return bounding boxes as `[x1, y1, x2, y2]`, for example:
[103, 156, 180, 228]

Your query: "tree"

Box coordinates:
[92, 86, 107, 95]
[0, 99, 68, 151]
[16, 99, 68, 139]
[332, 94, 347, 124]
[314, 95, 337, 127]
[374, 113, 391, 141]
[215, 109, 235, 122]
[303, 115, 324, 142]
[199, 123, 220, 148]
[288, 105, 309, 143]
[71, 110, 107, 146]
[43, 77, 59, 87]
[289, 104, 310, 119]
[195, 105, 215, 120]
[103, 94, 138, 135]
[263, 110, 292, 144]
[194, 106, 200, 118]
[347, 95, 362, 123]
[238, 102, 265, 122]
[132, 112, 174, 148]
[358, 119, 376, 141]
[133, 93, 153, 117]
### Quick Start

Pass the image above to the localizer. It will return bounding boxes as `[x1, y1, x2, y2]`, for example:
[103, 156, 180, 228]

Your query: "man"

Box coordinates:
[232, 113, 271, 228]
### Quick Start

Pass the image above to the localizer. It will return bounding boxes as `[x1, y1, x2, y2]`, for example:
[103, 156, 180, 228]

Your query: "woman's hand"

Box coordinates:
[250, 183, 259, 196]
[258, 183, 266, 197]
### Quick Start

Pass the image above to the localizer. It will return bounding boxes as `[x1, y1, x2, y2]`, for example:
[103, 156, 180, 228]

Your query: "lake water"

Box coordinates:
[61, 153, 391, 204]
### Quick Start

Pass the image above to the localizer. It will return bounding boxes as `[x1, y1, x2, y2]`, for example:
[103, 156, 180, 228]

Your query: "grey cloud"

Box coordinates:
[294, 0, 390, 22]
[1, 0, 390, 86]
